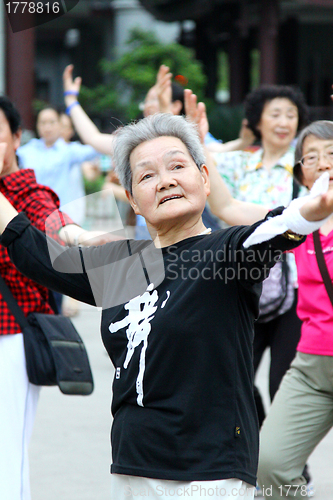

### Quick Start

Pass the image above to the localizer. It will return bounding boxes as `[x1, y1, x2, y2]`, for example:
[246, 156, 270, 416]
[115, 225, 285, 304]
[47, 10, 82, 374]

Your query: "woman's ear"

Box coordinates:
[200, 164, 210, 197]
[13, 128, 22, 152]
[126, 190, 141, 215]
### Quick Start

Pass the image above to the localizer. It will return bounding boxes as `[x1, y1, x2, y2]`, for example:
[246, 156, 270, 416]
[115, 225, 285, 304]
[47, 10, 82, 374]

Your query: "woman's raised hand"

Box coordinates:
[156, 65, 173, 113]
[63, 65, 82, 105]
[184, 89, 208, 143]
[300, 188, 333, 222]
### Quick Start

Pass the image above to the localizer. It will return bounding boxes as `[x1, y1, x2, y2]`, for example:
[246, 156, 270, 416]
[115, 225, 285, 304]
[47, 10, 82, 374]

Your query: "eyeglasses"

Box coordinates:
[300, 149, 333, 169]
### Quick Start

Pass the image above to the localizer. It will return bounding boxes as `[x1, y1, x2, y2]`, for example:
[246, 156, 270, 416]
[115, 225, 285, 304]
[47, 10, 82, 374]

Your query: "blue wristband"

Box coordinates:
[64, 90, 79, 96]
[66, 101, 79, 115]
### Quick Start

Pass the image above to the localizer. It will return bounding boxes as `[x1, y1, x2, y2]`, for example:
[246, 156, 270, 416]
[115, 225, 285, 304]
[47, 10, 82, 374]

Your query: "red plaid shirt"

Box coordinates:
[0, 169, 73, 334]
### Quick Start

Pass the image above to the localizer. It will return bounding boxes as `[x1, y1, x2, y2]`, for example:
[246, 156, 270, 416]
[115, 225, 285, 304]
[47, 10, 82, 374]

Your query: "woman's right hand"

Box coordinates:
[63, 65, 82, 106]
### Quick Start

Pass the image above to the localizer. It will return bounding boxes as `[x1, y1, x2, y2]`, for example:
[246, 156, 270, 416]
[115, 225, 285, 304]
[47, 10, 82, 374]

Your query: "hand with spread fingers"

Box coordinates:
[300, 184, 333, 222]
[63, 64, 82, 107]
[184, 88, 208, 143]
[61, 65, 113, 154]
[156, 65, 173, 113]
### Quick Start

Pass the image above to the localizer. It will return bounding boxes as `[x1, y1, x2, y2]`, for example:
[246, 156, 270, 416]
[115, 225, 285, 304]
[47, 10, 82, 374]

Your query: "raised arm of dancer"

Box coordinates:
[184, 89, 268, 225]
[63, 65, 113, 155]
[156, 65, 173, 113]
[205, 146, 267, 225]
[0, 143, 121, 246]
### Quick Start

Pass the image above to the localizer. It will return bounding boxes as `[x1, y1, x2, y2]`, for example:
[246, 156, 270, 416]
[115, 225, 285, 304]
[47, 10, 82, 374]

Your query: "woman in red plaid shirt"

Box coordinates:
[0, 96, 109, 500]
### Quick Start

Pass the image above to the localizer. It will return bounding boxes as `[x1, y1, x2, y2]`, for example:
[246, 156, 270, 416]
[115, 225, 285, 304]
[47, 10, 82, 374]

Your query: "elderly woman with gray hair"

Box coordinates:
[0, 114, 331, 500]
[256, 120, 333, 499]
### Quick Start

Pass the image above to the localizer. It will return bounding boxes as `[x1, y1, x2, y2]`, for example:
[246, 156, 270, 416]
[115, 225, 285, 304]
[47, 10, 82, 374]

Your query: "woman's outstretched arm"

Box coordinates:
[184, 90, 268, 225]
[63, 65, 113, 155]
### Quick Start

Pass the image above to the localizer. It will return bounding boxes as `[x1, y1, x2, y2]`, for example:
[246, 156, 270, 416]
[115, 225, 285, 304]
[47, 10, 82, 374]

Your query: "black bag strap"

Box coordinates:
[0, 274, 30, 330]
[292, 178, 300, 200]
[313, 230, 333, 308]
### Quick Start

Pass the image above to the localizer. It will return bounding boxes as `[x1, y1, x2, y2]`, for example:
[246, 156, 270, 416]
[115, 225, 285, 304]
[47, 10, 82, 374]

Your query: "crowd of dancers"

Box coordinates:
[0, 62, 333, 500]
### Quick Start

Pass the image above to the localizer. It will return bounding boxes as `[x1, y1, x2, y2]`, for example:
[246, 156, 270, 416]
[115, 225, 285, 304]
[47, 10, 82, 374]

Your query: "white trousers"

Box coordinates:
[0, 333, 40, 500]
[110, 475, 255, 500]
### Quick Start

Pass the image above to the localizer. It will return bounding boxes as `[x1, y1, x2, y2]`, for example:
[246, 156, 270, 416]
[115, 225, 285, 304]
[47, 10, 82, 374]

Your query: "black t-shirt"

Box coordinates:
[1, 211, 304, 485]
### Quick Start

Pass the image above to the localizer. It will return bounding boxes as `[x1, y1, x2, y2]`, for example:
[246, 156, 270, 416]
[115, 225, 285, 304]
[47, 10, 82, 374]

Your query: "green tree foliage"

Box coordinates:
[79, 28, 207, 121]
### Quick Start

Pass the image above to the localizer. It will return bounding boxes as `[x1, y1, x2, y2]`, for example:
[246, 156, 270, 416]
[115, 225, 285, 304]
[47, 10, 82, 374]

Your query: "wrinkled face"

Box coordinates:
[0, 109, 21, 177]
[127, 136, 210, 230]
[300, 135, 333, 190]
[37, 109, 61, 146]
[257, 98, 299, 150]
[59, 113, 74, 142]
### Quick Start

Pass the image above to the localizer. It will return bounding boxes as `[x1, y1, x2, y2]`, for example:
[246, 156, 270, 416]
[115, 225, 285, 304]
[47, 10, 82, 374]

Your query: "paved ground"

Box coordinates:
[29, 303, 333, 500]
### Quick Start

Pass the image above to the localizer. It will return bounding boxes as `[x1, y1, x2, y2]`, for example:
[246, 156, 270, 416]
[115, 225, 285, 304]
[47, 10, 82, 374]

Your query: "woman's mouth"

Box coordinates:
[159, 195, 183, 205]
[276, 132, 289, 139]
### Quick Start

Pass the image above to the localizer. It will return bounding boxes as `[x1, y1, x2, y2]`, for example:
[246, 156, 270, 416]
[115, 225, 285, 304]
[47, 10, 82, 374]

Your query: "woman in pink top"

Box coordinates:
[257, 120, 333, 499]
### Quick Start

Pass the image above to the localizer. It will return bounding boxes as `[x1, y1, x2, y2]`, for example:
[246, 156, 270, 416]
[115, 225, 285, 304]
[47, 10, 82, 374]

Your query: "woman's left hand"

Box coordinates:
[156, 65, 173, 113]
[184, 89, 208, 143]
[63, 65, 81, 106]
[300, 190, 333, 221]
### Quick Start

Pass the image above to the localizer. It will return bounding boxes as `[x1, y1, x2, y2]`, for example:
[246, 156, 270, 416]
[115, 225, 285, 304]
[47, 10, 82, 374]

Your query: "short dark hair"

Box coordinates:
[244, 85, 309, 140]
[0, 96, 21, 134]
[37, 106, 60, 119]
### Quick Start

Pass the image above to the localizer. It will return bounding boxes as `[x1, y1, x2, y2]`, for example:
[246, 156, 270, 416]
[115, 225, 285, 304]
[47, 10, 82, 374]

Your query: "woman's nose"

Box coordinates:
[317, 155, 332, 170]
[157, 171, 177, 190]
[278, 114, 288, 126]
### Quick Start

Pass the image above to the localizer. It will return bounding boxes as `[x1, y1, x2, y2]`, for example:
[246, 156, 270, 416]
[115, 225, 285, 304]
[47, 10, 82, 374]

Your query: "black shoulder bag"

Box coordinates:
[0, 275, 94, 395]
[313, 230, 333, 308]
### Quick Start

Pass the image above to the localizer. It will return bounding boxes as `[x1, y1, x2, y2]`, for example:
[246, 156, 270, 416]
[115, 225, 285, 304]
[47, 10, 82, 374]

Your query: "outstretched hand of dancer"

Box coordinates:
[300, 185, 333, 221]
[184, 89, 208, 143]
[156, 65, 173, 113]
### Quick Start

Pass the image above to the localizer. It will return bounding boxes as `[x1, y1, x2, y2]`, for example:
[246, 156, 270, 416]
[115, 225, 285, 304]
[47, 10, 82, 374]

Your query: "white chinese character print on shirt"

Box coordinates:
[109, 283, 170, 406]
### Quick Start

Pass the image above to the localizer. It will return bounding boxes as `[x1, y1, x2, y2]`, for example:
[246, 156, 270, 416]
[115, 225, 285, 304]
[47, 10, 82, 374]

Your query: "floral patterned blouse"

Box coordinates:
[213, 146, 307, 286]
[214, 146, 299, 209]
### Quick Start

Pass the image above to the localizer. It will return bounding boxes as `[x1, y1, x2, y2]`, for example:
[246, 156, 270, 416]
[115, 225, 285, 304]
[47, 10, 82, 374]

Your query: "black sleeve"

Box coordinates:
[222, 206, 306, 285]
[1, 213, 158, 308]
[1, 213, 100, 306]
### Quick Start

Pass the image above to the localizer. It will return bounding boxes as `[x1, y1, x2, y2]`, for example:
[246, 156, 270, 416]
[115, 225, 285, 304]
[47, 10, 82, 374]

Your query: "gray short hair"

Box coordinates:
[294, 120, 333, 185]
[113, 113, 206, 193]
